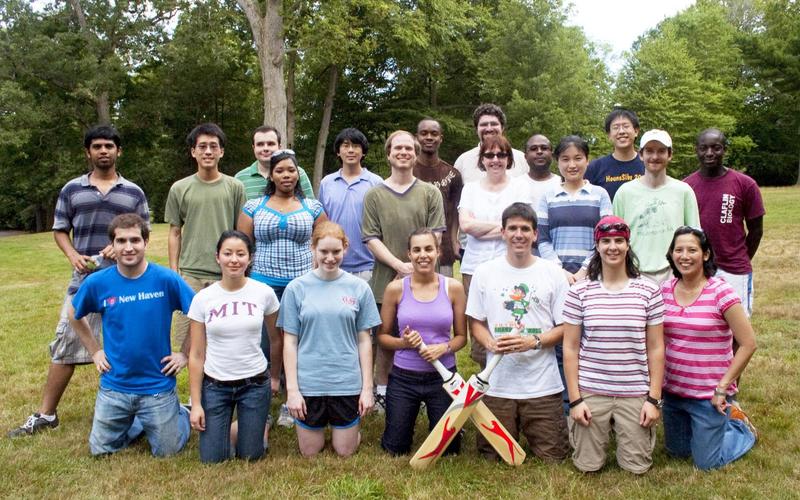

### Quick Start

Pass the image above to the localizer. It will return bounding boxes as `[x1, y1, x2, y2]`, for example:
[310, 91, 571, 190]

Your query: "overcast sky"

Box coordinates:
[566, 0, 696, 73]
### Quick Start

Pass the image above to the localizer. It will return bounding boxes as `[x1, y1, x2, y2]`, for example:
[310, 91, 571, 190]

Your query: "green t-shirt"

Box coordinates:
[613, 177, 700, 272]
[361, 180, 445, 302]
[234, 161, 315, 200]
[165, 174, 246, 279]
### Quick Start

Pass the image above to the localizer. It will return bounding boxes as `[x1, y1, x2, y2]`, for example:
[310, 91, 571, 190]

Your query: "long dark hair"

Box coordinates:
[265, 150, 305, 198]
[216, 230, 254, 276]
[667, 226, 717, 278]
[586, 245, 641, 280]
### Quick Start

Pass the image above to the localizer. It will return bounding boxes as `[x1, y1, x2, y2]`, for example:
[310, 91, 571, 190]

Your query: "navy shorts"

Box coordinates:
[296, 395, 360, 430]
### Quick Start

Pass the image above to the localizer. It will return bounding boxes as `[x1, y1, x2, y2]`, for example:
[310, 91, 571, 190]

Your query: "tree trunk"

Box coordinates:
[68, 0, 111, 124]
[286, 50, 296, 148]
[96, 91, 111, 125]
[237, 0, 287, 138]
[312, 64, 339, 193]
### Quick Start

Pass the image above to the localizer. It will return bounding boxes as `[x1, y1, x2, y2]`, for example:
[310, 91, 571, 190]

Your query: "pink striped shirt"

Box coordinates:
[661, 276, 741, 399]
[563, 278, 664, 397]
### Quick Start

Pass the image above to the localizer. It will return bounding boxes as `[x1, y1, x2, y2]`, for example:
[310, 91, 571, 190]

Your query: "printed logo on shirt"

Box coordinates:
[341, 295, 357, 307]
[719, 194, 736, 224]
[605, 173, 641, 183]
[207, 301, 259, 324]
[631, 198, 670, 236]
[429, 170, 457, 190]
[103, 290, 165, 309]
[495, 283, 542, 336]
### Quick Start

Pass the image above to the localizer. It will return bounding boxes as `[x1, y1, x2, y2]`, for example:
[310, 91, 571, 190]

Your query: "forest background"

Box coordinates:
[1, 0, 798, 231]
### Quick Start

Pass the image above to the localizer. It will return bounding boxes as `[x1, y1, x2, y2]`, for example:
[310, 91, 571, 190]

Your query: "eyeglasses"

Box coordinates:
[194, 143, 221, 151]
[597, 222, 629, 232]
[482, 152, 509, 159]
[610, 124, 634, 132]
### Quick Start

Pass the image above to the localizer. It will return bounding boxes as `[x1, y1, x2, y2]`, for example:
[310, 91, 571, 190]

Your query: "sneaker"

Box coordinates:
[729, 401, 758, 440]
[277, 404, 294, 428]
[374, 393, 387, 415]
[7, 412, 59, 438]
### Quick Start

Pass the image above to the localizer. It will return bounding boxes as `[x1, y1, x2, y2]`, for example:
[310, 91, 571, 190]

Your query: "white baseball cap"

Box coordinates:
[639, 129, 672, 150]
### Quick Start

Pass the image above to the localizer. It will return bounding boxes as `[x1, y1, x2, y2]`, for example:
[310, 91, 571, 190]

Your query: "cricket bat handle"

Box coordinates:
[476, 351, 503, 385]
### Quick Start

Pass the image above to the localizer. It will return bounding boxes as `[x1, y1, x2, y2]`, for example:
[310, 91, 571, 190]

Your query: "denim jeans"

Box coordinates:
[199, 376, 270, 463]
[381, 366, 460, 455]
[662, 391, 756, 470]
[89, 386, 189, 457]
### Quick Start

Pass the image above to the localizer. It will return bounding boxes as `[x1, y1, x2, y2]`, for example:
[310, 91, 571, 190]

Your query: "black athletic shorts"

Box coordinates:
[296, 395, 360, 430]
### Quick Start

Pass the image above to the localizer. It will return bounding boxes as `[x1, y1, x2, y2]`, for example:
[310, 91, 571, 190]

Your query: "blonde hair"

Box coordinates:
[384, 130, 421, 156]
[311, 221, 349, 248]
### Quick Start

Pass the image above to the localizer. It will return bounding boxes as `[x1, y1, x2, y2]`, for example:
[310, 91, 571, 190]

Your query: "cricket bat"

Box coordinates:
[409, 351, 504, 470]
[418, 341, 525, 466]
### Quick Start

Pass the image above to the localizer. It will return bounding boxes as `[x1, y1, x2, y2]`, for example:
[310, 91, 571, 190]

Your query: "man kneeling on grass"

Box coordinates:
[70, 213, 195, 456]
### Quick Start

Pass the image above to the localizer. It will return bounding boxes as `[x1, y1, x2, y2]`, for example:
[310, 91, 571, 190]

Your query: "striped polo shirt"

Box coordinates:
[54, 173, 149, 293]
[535, 181, 613, 273]
[234, 161, 315, 200]
[661, 277, 741, 399]
[563, 277, 664, 396]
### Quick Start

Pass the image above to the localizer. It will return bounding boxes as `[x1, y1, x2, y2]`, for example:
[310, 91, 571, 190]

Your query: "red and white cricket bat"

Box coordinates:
[417, 341, 525, 466]
[409, 351, 504, 469]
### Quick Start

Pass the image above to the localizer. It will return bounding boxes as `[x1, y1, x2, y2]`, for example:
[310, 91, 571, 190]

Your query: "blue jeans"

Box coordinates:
[381, 366, 460, 455]
[662, 392, 755, 470]
[199, 376, 270, 463]
[90, 386, 189, 457]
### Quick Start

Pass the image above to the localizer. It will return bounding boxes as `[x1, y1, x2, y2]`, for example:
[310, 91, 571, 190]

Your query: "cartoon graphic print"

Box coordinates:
[504, 283, 530, 329]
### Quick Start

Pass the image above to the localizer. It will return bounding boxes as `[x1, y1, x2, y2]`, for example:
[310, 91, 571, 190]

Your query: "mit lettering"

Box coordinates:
[207, 301, 259, 323]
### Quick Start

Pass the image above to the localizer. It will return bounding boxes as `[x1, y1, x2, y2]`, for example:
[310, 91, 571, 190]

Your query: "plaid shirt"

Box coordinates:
[243, 196, 324, 287]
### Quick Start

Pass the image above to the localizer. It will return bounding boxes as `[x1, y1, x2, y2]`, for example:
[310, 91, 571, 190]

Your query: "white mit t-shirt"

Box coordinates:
[187, 278, 280, 381]
[466, 256, 567, 399]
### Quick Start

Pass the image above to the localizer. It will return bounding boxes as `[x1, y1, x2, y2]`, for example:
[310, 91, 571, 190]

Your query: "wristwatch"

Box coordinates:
[532, 335, 542, 351]
[646, 394, 664, 409]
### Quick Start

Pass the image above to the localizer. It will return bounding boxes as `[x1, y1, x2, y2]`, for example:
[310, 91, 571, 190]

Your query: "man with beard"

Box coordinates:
[454, 103, 528, 183]
[613, 129, 699, 286]
[413, 118, 463, 277]
[8, 126, 150, 437]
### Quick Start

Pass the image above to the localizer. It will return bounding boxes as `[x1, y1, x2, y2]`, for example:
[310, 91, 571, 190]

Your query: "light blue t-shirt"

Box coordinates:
[278, 271, 381, 396]
[73, 263, 195, 395]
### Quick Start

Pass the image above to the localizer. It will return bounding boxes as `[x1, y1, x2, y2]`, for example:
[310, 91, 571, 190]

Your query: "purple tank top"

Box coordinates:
[394, 274, 456, 371]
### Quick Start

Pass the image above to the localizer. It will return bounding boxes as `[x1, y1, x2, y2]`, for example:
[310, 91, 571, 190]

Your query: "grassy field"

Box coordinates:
[0, 187, 798, 499]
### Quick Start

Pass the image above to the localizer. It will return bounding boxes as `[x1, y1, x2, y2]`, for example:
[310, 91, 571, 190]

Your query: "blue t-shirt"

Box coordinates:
[585, 153, 644, 201]
[72, 263, 195, 395]
[277, 271, 381, 396]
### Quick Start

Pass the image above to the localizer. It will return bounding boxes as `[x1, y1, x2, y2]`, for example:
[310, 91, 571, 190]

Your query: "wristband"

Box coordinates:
[568, 398, 584, 409]
[713, 387, 727, 397]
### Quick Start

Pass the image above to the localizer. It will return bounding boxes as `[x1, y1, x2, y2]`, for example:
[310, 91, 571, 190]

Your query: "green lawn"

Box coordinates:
[1, 187, 798, 499]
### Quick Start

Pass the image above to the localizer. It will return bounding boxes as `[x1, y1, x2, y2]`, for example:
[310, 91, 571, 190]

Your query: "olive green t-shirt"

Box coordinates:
[165, 174, 246, 279]
[361, 180, 445, 303]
